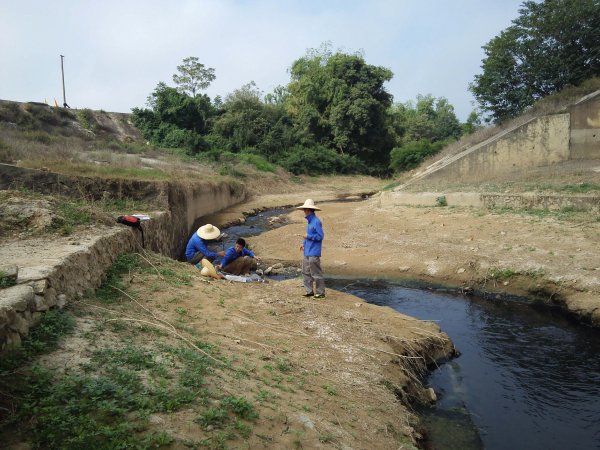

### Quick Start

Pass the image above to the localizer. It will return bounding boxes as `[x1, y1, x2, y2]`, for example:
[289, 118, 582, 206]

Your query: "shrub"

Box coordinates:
[279, 145, 365, 175]
[389, 138, 452, 172]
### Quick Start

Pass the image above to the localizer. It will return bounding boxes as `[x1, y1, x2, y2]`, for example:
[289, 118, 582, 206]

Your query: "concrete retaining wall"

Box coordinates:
[569, 92, 600, 159]
[398, 90, 600, 188]
[423, 114, 571, 182]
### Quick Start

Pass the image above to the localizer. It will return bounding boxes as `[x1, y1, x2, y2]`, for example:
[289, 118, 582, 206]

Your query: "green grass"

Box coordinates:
[488, 267, 518, 280]
[0, 270, 16, 288]
[236, 153, 276, 173]
[93, 254, 141, 303]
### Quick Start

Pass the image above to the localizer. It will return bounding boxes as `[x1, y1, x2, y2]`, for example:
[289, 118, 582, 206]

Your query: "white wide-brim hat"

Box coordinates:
[296, 199, 321, 210]
[200, 258, 220, 279]
[197, 224, 221, 240]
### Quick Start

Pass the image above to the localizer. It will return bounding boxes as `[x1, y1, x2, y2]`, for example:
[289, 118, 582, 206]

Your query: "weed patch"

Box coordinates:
[0, 271, 16, 288]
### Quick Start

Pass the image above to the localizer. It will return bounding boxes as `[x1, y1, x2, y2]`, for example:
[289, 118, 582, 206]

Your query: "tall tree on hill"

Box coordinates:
[287, 45, 394, 168]
[470, 0, 600, 122]
[172, 56, 216, 98]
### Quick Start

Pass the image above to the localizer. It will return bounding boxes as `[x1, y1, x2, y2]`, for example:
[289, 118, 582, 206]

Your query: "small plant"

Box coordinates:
[319, 433, 335, 443]
[197, 406, 228, 428]
[0, 270, 16, 288]
[489, 267, 518, 280]
[76, 108, 95, 130]
[435, 195, 448, 207]
[221, 395, 258, 420]
[276, 359, 291, 373]
[322, 384, 337, 396]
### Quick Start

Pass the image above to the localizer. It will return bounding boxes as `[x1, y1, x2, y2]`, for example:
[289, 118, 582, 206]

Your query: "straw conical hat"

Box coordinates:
[295, 199, 321, 210]
[200, 258, 220, 279]
[197, 224, 221, 240]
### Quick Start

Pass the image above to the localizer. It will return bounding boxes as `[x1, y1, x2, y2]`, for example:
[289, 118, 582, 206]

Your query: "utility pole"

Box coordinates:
[60, 54, 69, 108]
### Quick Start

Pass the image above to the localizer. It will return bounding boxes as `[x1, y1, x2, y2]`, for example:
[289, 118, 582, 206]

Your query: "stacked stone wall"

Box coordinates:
[0, 177, 246, 352]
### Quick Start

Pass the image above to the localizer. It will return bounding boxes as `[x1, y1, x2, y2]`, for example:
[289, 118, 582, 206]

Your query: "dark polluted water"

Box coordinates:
[327, 279, 600, 450]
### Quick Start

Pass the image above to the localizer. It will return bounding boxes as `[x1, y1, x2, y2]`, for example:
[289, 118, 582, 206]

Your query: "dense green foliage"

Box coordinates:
[389, 139, 451, 172]
[470, 0, 600, 122]
[132, 52, 472, 175]
[287, 47, 395, 169]
[388, 95, 461, 171]
[131, 82, 212, 152]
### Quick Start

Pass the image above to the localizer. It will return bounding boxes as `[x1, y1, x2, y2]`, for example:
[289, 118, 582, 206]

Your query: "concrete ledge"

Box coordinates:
[378, 191, 600, 212]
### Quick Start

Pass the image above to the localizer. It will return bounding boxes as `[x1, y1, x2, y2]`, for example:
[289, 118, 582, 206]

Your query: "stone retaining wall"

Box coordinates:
[0, 174, 246, 352]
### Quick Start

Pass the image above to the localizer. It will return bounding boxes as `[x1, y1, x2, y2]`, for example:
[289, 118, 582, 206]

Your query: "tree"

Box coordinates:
[286, 45, 394, 167]
[209, 82, 297, 157]
[172, 56, 216, 98]
[131, 81, 213, 152]
[390, 95, 461, 144]
[470, 0, 600, 122]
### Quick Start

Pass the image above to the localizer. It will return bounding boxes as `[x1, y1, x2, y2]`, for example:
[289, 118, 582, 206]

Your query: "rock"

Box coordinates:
[0, 285, 34, 312]
[272, 263, 284, 269]
[57, 294, 68, 309]
[44, 287, 57, 307]
[34, 294, 49, 311]
[457, 268, 466, 274]
[5, 330, 22, 350]
[9, 313, 29, 336]
[265, 267, 273, 275]
[31, 279, 47, 294]
[0, 265, 18, 283]
[256, 269, 264, 276]
[425, 387, 437, 402]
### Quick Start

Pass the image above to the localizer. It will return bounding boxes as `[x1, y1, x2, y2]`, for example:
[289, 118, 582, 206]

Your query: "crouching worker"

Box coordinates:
[185, 224, 225, 265]
[217, 238, 260, 275]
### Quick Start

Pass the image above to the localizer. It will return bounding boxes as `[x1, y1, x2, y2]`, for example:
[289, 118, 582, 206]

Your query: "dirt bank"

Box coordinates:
[228, 195, 600, 326]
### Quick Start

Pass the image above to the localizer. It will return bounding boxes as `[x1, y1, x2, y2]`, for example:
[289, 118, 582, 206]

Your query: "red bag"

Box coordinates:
[116, 215, 145, 247]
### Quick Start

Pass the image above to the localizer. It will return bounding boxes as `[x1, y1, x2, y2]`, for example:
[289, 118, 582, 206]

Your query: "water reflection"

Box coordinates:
[328, 279, 600, 450]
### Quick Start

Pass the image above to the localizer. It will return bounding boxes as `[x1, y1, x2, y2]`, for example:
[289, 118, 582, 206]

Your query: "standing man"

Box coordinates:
[185, 224, 225, 265]
[297, 199, 325, 298]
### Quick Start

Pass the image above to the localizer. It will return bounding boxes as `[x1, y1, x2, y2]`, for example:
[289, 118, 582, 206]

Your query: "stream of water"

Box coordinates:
[327, 279, 600, 450]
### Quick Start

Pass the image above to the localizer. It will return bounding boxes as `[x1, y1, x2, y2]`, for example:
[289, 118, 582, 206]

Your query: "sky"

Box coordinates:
[0, 0, 526, 121]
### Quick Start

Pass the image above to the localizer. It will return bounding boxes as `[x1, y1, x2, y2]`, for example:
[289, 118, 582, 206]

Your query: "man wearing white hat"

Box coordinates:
[297, 199, 325, 298]
[185, 224, 225, 265]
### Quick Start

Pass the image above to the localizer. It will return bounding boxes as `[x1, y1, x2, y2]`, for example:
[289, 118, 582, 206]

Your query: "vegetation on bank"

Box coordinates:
[0, 255, 260, 449]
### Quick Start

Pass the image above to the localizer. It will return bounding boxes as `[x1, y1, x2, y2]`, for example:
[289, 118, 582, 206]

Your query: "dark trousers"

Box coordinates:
[187, 252, 215, 265]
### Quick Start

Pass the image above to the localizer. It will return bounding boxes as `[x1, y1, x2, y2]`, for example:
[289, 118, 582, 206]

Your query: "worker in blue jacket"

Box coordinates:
[216, 238, 260, 275]
[185, 224, 225, 264]
[297, 199, 325, 298]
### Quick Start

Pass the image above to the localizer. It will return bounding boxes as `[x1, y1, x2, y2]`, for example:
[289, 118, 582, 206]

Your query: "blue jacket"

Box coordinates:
[185, 233, 219, 261]
[303, 212, 324, 257]
[220, 246, 255, 268]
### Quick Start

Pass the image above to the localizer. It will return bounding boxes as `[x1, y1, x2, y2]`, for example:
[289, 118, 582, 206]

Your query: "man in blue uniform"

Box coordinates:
[185, 223, 225, 265]
[217, 238, 260, 275]
[297, 199, 325, 299]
